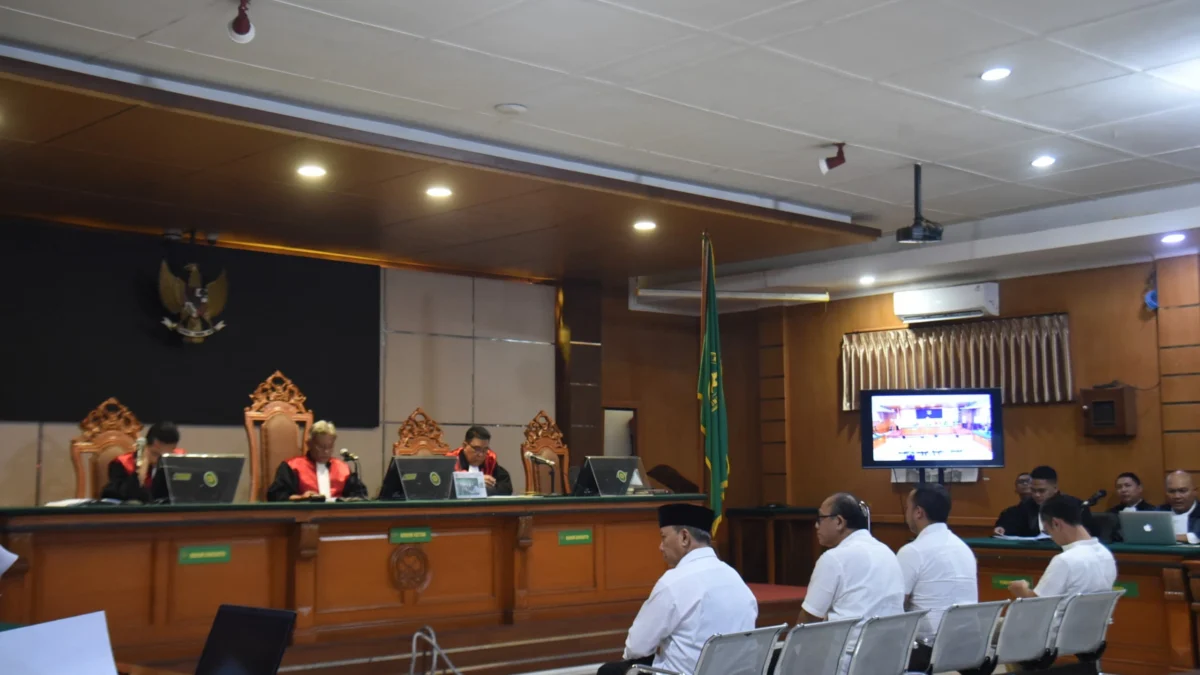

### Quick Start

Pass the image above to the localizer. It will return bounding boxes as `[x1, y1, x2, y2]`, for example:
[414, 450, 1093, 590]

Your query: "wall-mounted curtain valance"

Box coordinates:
[840, 314, 1073, 411]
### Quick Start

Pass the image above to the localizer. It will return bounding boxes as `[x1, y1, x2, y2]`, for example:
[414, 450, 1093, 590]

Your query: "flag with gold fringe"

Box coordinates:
[698, 233, 728, 535]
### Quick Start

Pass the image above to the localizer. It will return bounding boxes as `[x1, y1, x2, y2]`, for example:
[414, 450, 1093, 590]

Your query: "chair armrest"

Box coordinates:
[629, 667, 680, 675]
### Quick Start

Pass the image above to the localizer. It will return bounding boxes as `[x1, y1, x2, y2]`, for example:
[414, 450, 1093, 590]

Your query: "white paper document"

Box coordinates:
[993, 533, 1052, 541]
[0, 611, 118, 675]
[0, 545, 16, 577]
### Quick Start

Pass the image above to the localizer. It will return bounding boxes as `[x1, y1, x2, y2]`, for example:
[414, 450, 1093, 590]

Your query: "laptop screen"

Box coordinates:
[194, 605, 295, 675]
[160, 455, 244, 505]
[573, 456, 641, 496]
[391, 456, 457, 500]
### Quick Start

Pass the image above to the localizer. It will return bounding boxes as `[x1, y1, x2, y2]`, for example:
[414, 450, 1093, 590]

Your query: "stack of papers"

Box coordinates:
[0, 611, 117, 675]
[993, 533, 1052, 541]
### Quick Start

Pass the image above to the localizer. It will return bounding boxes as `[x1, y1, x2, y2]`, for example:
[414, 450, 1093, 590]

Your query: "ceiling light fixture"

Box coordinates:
[494, 103, 529, 115]
[296, 164, 326, 178]
[633, 220, 656, 231]
[1031, 155, 1056, 168]
[426, 186, 452, 198]
[981, 67, 1011, 81]
[859, 275, 876, 286]
[1162, 233, 1186, 244]
[819, 143, 846, 175]
[228, 0, 255, 44]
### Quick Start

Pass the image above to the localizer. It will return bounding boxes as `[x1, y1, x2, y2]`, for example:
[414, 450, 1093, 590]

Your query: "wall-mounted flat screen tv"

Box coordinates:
[860, 388, 1004, 469]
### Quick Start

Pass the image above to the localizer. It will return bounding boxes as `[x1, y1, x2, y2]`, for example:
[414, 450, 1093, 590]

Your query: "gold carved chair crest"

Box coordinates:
[521, 411, 570, 495]
[71, 398, 144, 499]
[244, 370, 313, 501]
[393, 407, 451, 457]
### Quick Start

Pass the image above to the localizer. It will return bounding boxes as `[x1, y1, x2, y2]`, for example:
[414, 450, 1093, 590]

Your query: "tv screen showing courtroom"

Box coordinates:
[860, 388, 1004, 469]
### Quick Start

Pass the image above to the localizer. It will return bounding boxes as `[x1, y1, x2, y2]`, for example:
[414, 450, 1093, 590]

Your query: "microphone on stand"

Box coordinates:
[340, 449, 359, 462]
[1081, 489, 1107, 507]
[524, 451, 555, 466]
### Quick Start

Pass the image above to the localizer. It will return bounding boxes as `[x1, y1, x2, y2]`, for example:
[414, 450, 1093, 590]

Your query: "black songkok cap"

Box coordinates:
[658, 503, 715, 533]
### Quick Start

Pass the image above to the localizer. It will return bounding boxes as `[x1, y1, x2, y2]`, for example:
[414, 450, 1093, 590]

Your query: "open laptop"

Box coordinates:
[194, 604, 296, 675]
[160, 455, 244, 505]
[572, 456, 641, 496]
[389, 456, 457, 500]
[1119, 511, 1177, 545]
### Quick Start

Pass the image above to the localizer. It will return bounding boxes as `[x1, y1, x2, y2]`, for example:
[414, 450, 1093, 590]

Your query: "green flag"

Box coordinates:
[698, 234, 728, 535]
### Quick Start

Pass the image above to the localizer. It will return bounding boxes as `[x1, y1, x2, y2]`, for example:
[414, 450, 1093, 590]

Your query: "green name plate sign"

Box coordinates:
[1113, 581, 1139, 599]
[178, 544, 231, 565]
[559, 529, 593, 546]
[990, 574, 1033, 590]
[390, 527, 432, 544]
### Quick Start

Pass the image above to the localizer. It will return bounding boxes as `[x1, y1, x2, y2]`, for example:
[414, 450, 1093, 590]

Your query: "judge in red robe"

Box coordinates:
[101, 421, 186, 503]
[266, 420, 368, 501]
[379, 425, 513, 499]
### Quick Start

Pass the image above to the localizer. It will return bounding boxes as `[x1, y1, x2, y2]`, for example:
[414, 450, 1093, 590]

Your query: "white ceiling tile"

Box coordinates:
[279, 0, 522, 37]
[1023, 158, 1198, 195]
[752, 82, 1045, 161]
[884, 39, 1130, 108]
[1075, 106, 1200, 155]
[831, 165, 1000, 204]
[143, 0, 422, 83]
[585, 34, 743, 85]
[1146, 58, 1200, 91]
[984, 74, 1200, 131]
[634, 48, 861, 120]
[1049, 0, 1200, 70]
[855, 203, 968, 233]
[103, 40, 319, 96]
[924, 182, 1076, 215]
[1153, 147, 1200, 171]
[949, 0, 1168, 34]
[436, 0, 697, 73]
[942, 136, 1133, 181]
[702, 169, 811, 200]
[0, 0, 207, 37]
[764, 0, 1029, 79]
[641, 117, 823, 170]
[597, 0, 794, 30]
[514, 81, 727, 147]
[0, 7, 134, 57]
[716, 0, 897, 42]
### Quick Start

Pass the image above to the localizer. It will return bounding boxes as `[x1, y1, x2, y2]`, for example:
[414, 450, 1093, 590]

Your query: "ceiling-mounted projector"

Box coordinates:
[896, 164, 943, 244]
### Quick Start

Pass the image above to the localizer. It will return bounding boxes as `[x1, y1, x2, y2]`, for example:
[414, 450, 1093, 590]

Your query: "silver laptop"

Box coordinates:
[1119, 511, 1177, 545]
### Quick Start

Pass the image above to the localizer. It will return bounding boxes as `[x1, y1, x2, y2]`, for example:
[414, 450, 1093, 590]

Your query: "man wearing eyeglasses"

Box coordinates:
[800, 493, 904, 675]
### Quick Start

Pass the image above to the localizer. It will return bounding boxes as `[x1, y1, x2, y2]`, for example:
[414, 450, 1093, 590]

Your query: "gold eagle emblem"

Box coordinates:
[159, 261, 229, 344]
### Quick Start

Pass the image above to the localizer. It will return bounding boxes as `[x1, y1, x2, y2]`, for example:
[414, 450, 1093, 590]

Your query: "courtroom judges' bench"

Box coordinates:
[0, 495, 702, 673]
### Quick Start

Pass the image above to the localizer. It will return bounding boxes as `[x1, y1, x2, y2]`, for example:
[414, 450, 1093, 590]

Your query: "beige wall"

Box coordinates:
[0, 268, 555, 505]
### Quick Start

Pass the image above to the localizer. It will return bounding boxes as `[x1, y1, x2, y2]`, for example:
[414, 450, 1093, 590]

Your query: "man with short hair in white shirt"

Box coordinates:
[601, 504, 758, 675]
[1008, 494, 1116, 601]
[897, 484, 978, 670]
[800, 493, 905, 674]
[1163, 470, 1200, 544]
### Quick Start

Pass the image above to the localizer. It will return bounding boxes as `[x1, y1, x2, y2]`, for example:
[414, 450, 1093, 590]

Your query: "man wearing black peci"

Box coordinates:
[994, 466, 1094, 537]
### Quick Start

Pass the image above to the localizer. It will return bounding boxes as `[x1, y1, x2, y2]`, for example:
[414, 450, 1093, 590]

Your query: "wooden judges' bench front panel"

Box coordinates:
[0, 496, 692, 663]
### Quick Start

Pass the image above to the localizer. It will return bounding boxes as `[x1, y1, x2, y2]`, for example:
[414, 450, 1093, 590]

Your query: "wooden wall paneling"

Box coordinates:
[1161, 346, 1200, 375]
[315, 533, 403, 616]
[1159, 306, 1200, 347]
[556, 282, 603, 465]
[293, 522, 319, 643]
[758, 308, 788, 507]
[781, 263, 1165, 518]
[1164, 433, 1200, 471]
[720, 312, 762, 513]
[602, 521, 666, 591]
[1157, 255, 1200, 307]
[1163, 375, 1200, 403]
[1159, 256, 1200, 488]
[1162, 404, 1200, 431]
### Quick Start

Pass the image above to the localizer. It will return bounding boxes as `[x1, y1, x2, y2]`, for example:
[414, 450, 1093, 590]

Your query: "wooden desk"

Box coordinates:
[0, 495, 701, 673]
[967, 538, 1200, 675]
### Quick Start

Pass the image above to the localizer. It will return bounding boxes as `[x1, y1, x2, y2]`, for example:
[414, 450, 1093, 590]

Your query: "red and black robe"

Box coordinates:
[101, 448, 186, 502]
[266, 454, 367, 501]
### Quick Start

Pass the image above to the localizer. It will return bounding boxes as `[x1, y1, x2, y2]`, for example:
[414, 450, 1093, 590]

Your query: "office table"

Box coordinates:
[0, 495, 701, 672]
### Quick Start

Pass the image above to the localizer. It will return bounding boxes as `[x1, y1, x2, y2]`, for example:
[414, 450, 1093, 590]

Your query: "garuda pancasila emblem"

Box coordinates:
[158, 261, 228, 344]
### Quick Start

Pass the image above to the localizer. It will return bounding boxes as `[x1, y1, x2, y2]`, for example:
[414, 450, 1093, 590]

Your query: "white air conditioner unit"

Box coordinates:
[893, 283, 999, 324]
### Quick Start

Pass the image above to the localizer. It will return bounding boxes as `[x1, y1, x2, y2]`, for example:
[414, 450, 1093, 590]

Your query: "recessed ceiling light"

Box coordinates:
[981, 67, 1012, 81]
[1162, 233, 1186, 244]
[859, 275, 876, 286]
[494, 103, 529, 115]
[633, 220, 656, 231]
[1031, 155, 1056, 168]
[297, 164, 326, 178]
[426, 186, 452, 198]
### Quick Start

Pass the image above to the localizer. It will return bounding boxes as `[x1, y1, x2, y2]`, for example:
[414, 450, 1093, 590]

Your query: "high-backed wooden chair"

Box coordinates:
[393, 407, 452, 456]
[244, 371, 313, 501]
[71, 398, 144, 499]
[521, 411, 570, 495]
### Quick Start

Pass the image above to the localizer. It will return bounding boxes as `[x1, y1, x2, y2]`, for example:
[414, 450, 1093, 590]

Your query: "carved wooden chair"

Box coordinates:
[71, 398, 144, 499]
[244, 371, 313, 501]
[521, 411, 571, 495]
[393, 407, 452, 457]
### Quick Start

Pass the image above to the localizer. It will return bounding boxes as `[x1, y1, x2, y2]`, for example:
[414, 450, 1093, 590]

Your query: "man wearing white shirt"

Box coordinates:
[601, 504, 757, 675]
[1008, 495, 1116, 600]
[897, 484, 977, 670]
[1163, 471, 1200, 544]
[800, 493, 905, 674]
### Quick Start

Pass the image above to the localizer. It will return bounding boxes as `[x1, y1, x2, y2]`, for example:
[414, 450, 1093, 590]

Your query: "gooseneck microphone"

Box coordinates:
[1081, 489, 1107, 507]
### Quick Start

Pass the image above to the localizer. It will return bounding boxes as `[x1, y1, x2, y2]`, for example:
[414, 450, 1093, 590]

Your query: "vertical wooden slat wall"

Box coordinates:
[758, 308, 789, 505]
[1157, 255, 1200, 477]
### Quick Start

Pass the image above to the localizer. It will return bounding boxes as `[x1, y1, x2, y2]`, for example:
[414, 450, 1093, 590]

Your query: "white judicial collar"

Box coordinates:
[315, 462, 332, 499]
[1171, 500, 1198, 543]
[622, 547, 757, 675]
